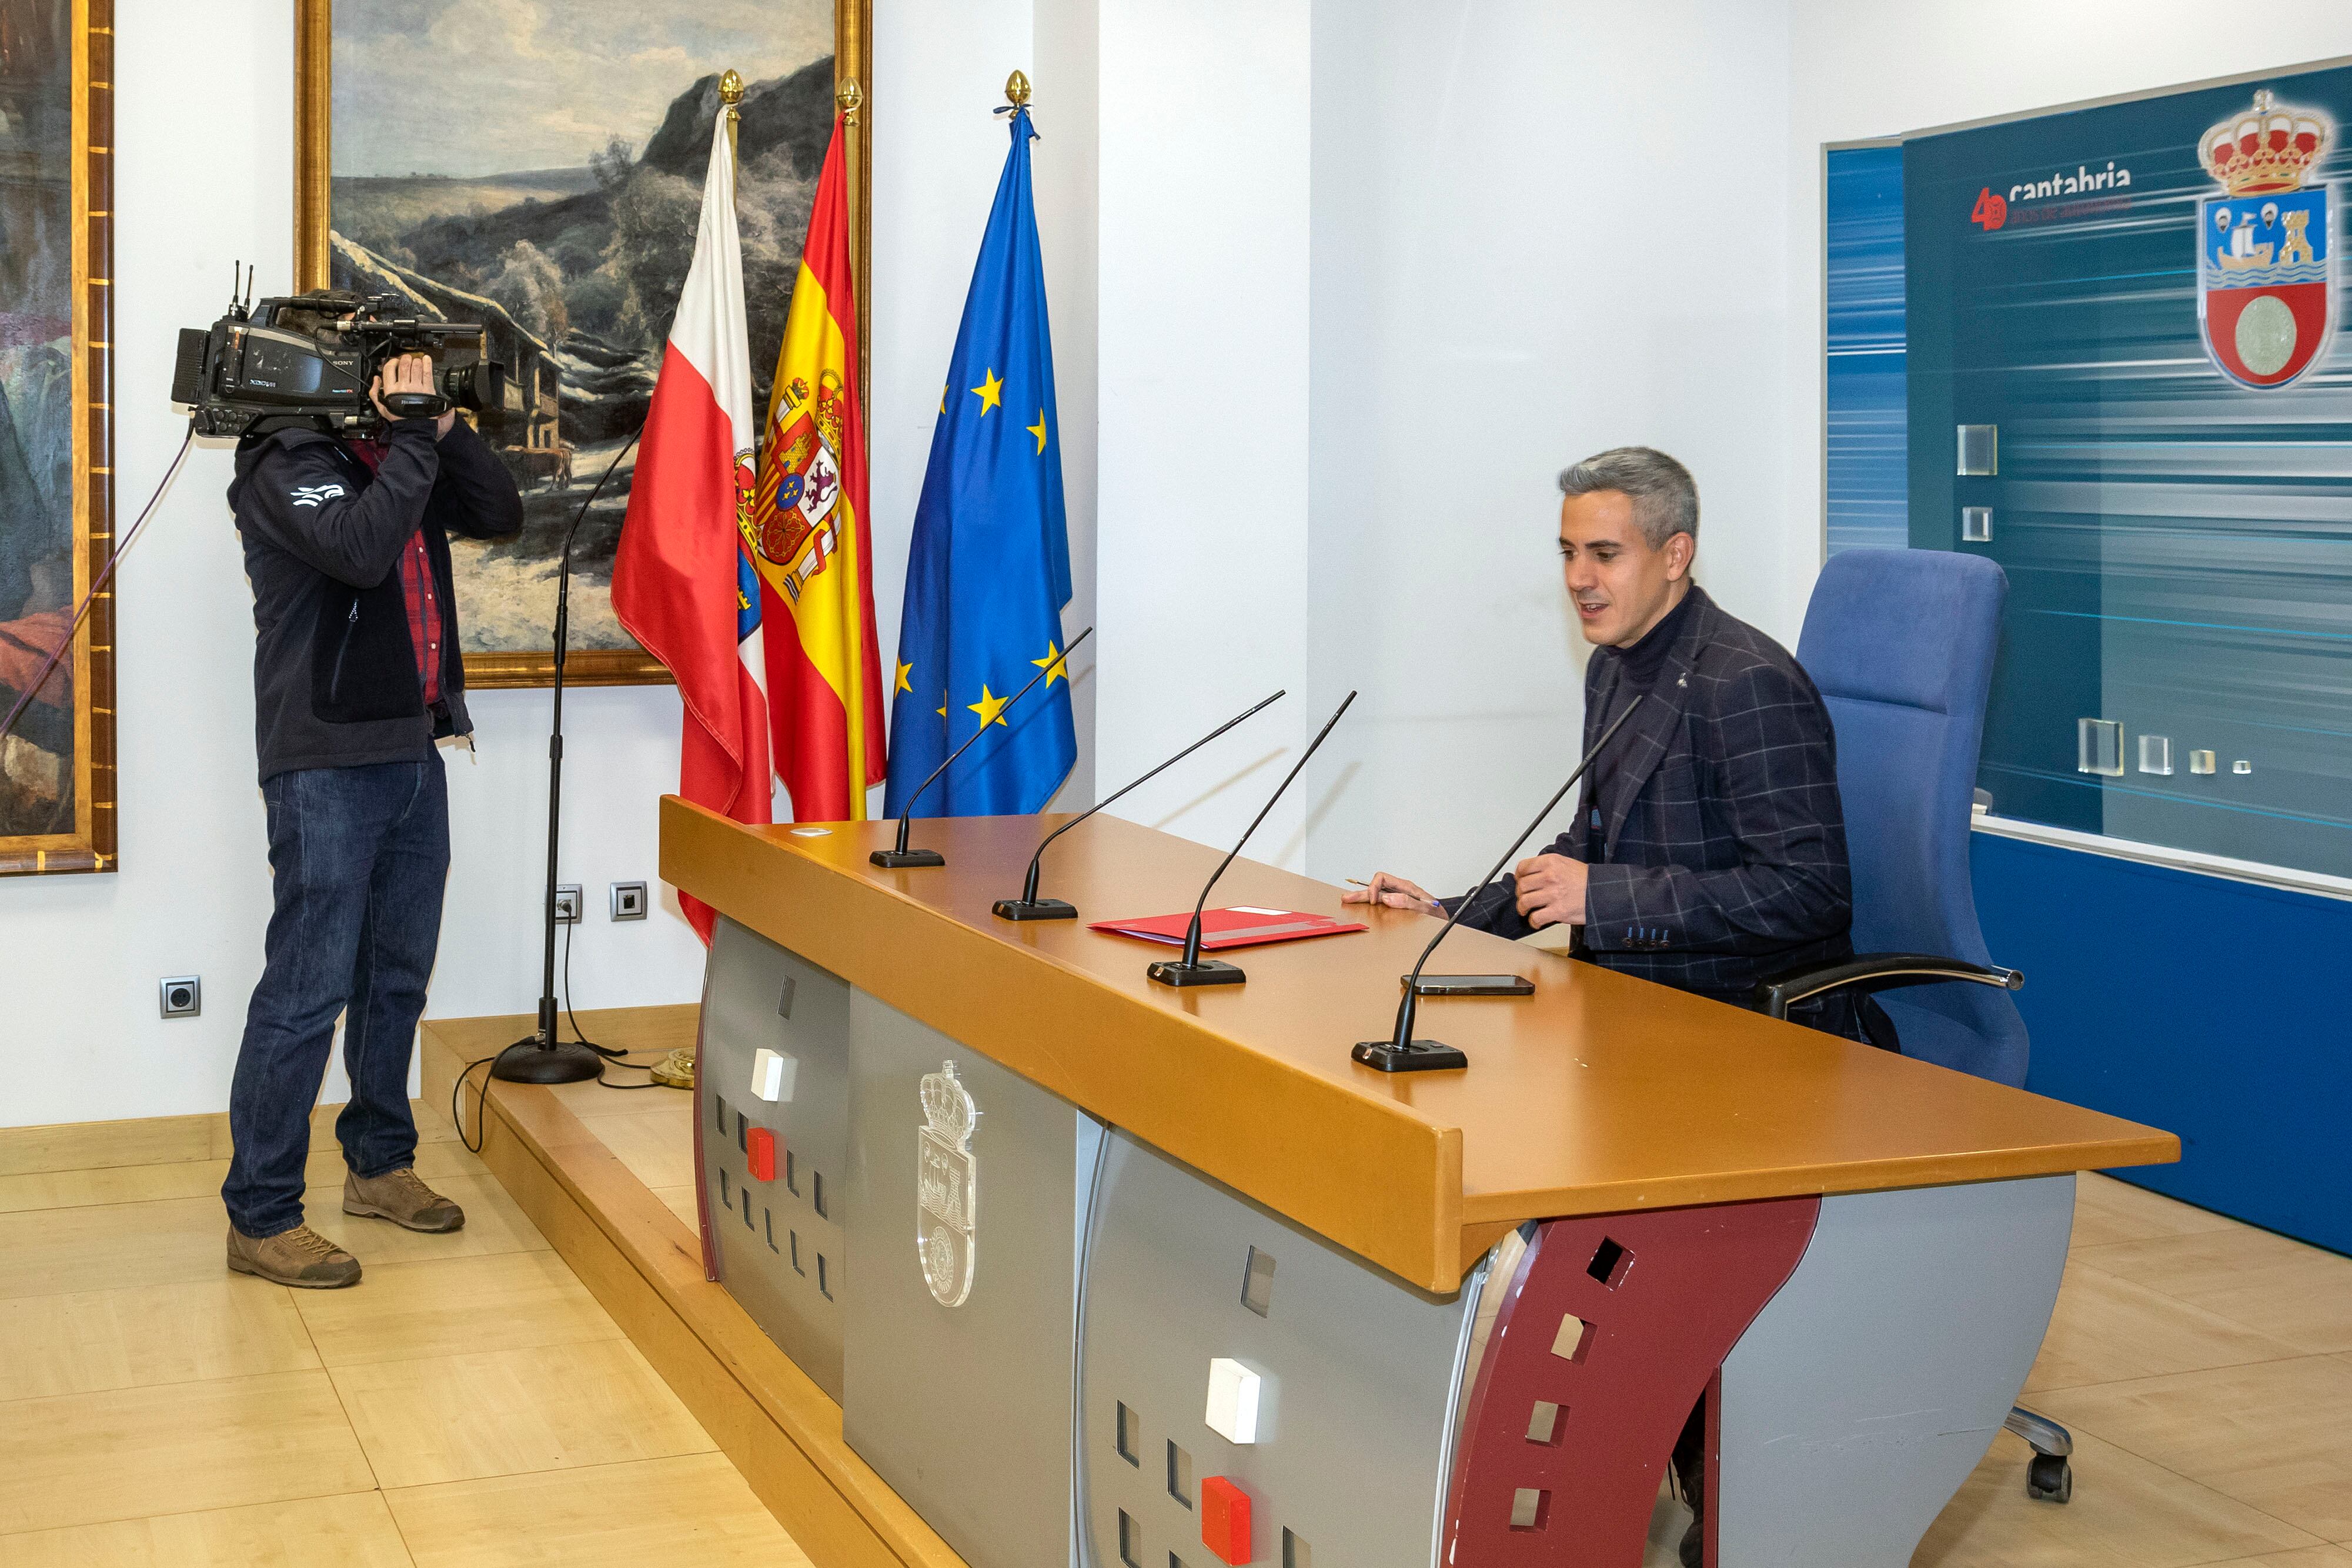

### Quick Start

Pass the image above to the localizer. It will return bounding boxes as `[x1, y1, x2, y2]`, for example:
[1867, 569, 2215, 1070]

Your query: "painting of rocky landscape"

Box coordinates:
[328, 0, 843, 673]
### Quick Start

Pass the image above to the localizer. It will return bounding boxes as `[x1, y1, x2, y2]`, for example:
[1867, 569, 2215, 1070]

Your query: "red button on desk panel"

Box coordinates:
[747, 1126, 777, 1182]
[1200, 1476, 1252, 1566]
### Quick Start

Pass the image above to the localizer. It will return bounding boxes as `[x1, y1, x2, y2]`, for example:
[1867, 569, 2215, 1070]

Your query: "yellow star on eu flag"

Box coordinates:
[1031, 640, 1069, 686]
[971, 368, 1003, 415]
[1028, 409, 1048, 454]
[968, 684, 1011, 728]
[894, 660, 913, 695]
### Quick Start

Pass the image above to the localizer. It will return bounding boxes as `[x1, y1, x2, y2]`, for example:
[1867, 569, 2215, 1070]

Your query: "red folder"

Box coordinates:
[1090, 905, 1367, 951]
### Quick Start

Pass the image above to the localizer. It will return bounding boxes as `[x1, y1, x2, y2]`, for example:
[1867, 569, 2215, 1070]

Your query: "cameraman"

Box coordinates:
[220, 347, 523, 1289]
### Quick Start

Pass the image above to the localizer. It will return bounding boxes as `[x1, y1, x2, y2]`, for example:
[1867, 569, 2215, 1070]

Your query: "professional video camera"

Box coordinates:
[172, 269, 507, 440]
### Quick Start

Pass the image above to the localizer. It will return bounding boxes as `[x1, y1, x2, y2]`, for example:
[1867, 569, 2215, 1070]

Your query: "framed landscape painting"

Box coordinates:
[294, 0, 870, 688]
[0, 0, 116, 876]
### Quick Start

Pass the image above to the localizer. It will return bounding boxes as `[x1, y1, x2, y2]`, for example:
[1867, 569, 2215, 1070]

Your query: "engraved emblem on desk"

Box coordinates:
[916, 1060, 979, 1307]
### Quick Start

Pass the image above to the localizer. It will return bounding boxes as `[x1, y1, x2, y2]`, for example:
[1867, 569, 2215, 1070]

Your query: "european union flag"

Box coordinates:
[884, 105, 1074, 817]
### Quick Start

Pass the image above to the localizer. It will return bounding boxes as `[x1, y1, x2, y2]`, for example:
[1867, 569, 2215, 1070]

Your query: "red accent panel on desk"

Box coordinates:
[1200, 1475, 1253, 1566]
[1441, 1198, 1819, 1566]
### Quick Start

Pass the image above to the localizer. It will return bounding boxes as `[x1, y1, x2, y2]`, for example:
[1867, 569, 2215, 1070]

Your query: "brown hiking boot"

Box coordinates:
[227, 1223, 362, 1289]
[343, 1165, 466, 1233]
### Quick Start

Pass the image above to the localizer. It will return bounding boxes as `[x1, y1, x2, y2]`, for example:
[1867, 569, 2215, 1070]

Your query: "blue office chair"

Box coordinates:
[1759, 547, 2075, 1505]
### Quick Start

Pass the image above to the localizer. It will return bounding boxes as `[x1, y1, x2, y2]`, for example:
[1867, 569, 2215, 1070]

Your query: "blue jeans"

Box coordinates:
[222, 755, 449, 1237]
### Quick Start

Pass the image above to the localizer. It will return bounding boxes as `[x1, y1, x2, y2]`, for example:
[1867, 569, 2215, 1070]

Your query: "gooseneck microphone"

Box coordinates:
[1148, 690, 1357, 988]
[994, 688, 1286, 921]
[1352, 694, 1647, 1073]
[872, 626, 1095, 868]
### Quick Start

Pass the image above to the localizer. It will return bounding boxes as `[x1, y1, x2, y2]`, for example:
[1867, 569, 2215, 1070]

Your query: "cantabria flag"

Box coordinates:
[611, 101, 772, 942]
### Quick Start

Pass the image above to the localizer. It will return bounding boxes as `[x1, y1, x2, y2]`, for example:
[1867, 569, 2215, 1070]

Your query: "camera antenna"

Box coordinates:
[242, 263, 254, 313]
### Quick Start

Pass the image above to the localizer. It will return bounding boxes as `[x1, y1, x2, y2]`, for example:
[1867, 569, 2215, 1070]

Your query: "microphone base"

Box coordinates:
[870, 848, 947, 868]
[1147, 957, 1246, 987]
[993, 897, 1078, 921]
[491, 1035, 604, 1084]
[1351, 1038, 1471, 1073]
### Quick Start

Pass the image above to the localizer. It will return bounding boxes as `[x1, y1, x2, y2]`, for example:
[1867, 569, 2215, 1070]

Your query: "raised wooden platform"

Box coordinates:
[417, 1006, 967, 1568]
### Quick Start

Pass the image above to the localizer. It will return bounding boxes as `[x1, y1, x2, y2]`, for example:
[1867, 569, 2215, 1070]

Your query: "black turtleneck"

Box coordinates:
[1612, 583, 1696, 698]
[1579, 584, 1698, 870]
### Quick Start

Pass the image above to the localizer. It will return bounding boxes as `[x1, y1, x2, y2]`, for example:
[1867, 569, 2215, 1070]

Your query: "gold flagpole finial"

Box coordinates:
[719, 69, 743, 166]
[1005, 70, 1031, 109]
[837, 78, 864, 126]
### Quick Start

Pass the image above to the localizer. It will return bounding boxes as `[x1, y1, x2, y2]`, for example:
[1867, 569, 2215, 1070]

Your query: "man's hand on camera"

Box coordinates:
[370, 352, 456, 440]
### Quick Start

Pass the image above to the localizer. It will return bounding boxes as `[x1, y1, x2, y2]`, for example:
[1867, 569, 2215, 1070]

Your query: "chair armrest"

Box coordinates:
[1755, 952, 2023, 1019]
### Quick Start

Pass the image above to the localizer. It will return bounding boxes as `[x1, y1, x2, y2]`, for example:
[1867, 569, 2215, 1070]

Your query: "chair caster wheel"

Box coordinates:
[2026, 1453, 2072, 1503]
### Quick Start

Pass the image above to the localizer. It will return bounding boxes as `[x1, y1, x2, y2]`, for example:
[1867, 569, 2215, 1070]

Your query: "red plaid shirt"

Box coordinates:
[349, 439, 442, 706]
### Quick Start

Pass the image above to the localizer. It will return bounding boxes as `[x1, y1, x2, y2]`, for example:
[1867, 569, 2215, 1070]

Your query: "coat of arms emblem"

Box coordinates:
[2197, 91, 2334, 389]
[916, 1060, 978, 1307]
[749, 371, 850, 602]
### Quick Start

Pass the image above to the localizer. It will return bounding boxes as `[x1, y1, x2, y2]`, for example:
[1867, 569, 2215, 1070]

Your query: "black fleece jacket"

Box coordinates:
[228, 417, 523, 783]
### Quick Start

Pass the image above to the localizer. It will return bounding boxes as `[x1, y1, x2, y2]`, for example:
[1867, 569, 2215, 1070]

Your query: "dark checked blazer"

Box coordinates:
[1462, 585, 1855, 1001]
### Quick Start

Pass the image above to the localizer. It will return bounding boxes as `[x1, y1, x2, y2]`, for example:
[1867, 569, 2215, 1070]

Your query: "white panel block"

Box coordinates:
[1204, 1356, 1262, 1445]
[750, 1047, 797, 1103]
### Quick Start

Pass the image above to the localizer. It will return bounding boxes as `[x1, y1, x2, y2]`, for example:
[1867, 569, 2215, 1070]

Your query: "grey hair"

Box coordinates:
[1557, 446, 1699, 549]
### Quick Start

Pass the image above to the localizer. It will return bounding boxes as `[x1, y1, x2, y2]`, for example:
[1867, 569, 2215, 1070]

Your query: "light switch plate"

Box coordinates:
[1205, 1357, 1262, 1445]
[750, 1047, 797, 1103]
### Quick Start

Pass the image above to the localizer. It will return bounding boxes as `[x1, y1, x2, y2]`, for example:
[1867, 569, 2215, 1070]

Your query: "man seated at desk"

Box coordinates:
[1344, 444, 1886, 1048]
[1348, 444, 1889, 1567]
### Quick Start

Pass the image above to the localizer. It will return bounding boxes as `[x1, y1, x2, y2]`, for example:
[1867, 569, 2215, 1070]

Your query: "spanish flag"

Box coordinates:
[747, 113, 887, 820]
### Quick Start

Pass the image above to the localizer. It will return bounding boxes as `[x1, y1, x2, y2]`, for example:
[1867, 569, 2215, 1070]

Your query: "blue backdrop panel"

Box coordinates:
[1973, 830, 2351, 1256]
[1904, 65, 2352, 877]
[1826, 145, 1908, 556]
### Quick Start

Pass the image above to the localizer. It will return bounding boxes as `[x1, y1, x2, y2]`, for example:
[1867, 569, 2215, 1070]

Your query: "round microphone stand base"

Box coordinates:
[870, 847, 946, 868]
[1147, 957, 1245, 987]
[992, 897, 1077, 921]
[1351, 1038, 1470, 1073]
[492, 1036, 604, 1085]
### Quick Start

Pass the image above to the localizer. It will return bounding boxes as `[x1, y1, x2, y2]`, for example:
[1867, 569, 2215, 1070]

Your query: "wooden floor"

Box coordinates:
[0, 1092, 806, 1567]
[2, 1027, 2347, 1568]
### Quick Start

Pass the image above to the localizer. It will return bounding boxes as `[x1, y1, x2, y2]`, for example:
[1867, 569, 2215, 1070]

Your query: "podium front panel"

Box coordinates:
[699, 916, 853, 1402]
[842, 992, 1105, 1568]
[1078, 1130, 1490, 1568]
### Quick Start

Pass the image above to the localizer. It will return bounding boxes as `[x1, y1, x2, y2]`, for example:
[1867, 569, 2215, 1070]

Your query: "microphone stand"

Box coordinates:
[494, 424, 646, 1085]
[993, 688, 1285, 920]
[1352, 694, 1646, 1074]
[1147, 690, 1356, 988]
[872, 625, 1095, 868]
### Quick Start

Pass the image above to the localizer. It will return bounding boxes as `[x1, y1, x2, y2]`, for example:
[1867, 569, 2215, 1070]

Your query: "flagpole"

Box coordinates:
[720, 68, 742, 169]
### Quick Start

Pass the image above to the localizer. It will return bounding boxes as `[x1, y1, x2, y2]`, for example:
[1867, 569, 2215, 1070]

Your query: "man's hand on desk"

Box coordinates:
[1341, 871, 1445, 916]
[1513, 851, 1589, 930]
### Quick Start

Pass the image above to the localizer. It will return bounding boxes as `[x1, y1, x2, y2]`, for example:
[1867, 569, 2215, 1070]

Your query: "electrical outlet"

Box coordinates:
[610, 880, 648, 921]
[554, 884, 583, 924]
[159, 976, 202, 1018]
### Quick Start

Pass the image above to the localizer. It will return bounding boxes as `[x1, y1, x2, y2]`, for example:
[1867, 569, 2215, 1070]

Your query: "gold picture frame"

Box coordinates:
[290, 0, 871, 690]
[0, 0, 116, 877]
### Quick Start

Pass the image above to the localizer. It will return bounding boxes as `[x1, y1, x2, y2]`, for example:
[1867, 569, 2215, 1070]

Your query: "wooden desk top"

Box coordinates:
[662, 799, 2177, 1293]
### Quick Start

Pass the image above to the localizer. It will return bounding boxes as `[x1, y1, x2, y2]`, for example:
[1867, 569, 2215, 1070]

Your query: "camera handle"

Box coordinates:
[492, 418, 649, 1085]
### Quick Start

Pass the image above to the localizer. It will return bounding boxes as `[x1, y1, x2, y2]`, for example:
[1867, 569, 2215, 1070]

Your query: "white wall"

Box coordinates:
[1094, 0, 1318, 861]
[1301, 0, 1796, 894]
